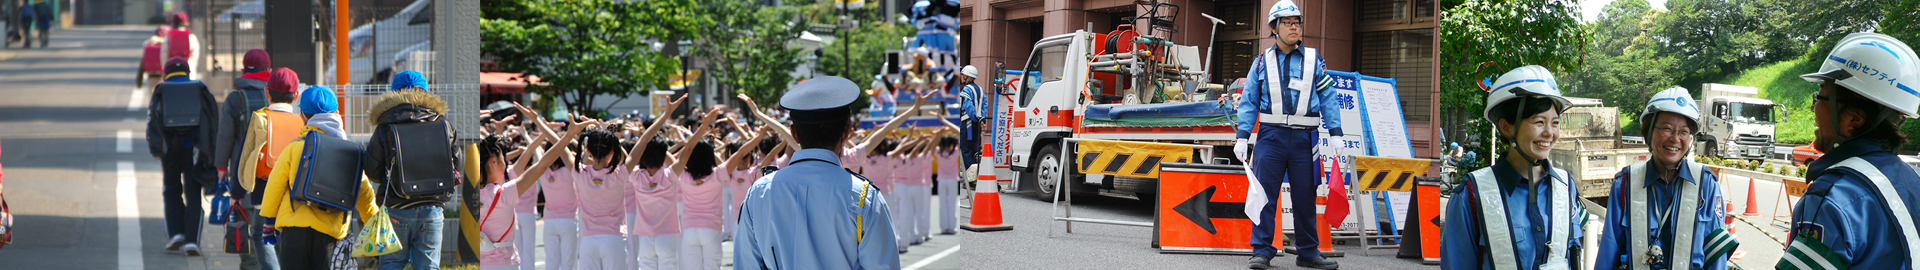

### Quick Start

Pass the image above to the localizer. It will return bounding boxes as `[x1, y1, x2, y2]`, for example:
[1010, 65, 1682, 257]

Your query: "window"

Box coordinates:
[1020, 43, 1068, 107]
[409, 3, 434, 25]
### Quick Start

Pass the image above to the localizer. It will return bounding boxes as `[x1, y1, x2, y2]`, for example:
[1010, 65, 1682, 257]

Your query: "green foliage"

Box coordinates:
[1722, 55, 1824, 144]
[795, 0, 918, 110]
[480, 0, 704, 114]
[1440, 0, 1587, 170]
[1569, 0, 1674, 131]
[692, 1, 809, 108]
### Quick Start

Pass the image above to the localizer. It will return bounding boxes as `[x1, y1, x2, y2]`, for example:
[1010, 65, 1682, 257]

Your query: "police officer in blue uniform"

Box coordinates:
[1441, 65, 1583, 270]
[1595, 87, 1734, 270]
[1232, 1, 1340, 269]
[1776, 33, 1920, 270]
[733, 76, 901, 270]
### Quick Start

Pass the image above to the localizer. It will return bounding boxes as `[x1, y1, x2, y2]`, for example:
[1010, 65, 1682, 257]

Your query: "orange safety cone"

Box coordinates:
[962, 145, 1012, 232]
[1743, 178, 1763, 218]
[1316, 186, 1343, 257]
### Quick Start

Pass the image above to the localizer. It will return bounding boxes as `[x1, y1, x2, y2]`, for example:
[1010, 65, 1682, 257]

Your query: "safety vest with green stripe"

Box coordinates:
[1624, 161, 1739, 270]
[1468, 167, 1576, 270]
[1777, 157, 1920, 270]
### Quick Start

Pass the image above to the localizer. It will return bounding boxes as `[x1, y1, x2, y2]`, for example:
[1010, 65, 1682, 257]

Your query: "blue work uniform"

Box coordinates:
[734, 148, 900, 270]
[955, 82, 984, 167]
[1595, 161, 1729, 270]
[1442, 158, 1584, 270]
[1780, 138, 1920, 270]
[1235, 44, 1342, 259]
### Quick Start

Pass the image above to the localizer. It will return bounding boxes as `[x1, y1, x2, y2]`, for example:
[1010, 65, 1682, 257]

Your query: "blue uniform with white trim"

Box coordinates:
[1441, 159, 1584, 270]
[1782, 138, 1920, 270]
[1235, 44, 1342, 259]
[1594, 162, 1729, 270]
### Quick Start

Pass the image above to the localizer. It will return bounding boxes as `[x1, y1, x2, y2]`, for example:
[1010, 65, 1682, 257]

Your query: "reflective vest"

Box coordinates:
[1468, 167, 1575, 270]
[1259, 47, 1320, 127]
[1625, 161, 1705, 270]
[1779, 157, 1920, 269]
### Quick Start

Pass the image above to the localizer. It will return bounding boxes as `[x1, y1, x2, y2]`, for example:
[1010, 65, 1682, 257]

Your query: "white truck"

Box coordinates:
[1695, 83, 1785, 161]
[980, 29, 1232, 200]
[1547, 97, 1650, 199]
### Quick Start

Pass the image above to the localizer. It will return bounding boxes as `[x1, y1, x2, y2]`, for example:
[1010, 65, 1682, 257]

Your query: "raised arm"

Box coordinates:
[724, 127, 771, 170]
[666, 108, 724, 173]
[756, 141, 788, 168]
[623, 96, 686, 170]
[736, 94, 800, 151]
[515, 121, 589, 194]
[856, 91, 935, 154]
[508, 126, 544, 174]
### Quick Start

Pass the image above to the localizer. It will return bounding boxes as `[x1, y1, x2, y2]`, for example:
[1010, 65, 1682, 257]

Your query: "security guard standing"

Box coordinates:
[733, 76, 901, 270]
[1595, 87, 1735, 270]
[1441, 65, 1582, 270]
[1776, 33, 1920, 270]
[1232, 1, 1341, 269]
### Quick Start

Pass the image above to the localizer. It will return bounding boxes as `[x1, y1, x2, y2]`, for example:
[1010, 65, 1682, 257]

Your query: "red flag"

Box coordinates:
[1324, 156, 1350, 229]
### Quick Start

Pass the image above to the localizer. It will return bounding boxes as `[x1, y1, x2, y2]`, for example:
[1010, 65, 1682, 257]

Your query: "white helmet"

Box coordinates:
[961, 65, 978, 79]
[1483, 65, 1572, 123]
[1801, 33, 1920, 118]
[1640, 86, 1702, 130]
[1267, 0, 1301, 26]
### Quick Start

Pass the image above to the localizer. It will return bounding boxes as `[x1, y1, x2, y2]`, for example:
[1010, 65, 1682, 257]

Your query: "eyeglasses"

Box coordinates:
[1654, 125, 1693, 138]
[1274, 20, 1303, 27]
[1812, 94, 1832, 111]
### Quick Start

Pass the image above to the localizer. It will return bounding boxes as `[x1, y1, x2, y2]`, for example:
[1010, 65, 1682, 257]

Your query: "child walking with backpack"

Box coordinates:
[257, 86, 380, 270]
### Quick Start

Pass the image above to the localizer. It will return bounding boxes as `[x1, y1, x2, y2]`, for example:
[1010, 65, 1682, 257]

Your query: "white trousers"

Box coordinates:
[515, 213, 539, 270]
[679, 228, 722, 270]
[544, 218, 581, 270]
[722, 188, 736, 240]
[624, 214, 638, 266]
[911, 184, 930, 241]
[632, 233, 680, 270]
[890, 183, 912, 248]
[938, 177, 959, 232]
[577, 235, 627, 270]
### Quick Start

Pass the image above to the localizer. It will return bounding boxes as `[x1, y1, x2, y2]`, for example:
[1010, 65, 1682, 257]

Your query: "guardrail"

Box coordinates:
[333, 84, 481, 144]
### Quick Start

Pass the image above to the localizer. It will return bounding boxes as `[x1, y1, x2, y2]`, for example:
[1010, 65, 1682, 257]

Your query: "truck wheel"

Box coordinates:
[1705, 143, 1720, 159]
[1031, 144, 1068, 201]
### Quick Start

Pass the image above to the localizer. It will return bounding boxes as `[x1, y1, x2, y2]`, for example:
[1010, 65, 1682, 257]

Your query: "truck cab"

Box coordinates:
[1698, 96, 1782, 160]
[998, 32, 1090, 196]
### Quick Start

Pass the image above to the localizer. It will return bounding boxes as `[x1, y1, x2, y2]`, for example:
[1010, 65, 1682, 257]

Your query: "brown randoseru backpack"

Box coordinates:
[157, 82, 206, 131]
[293, 131, 364, 212]
[386, 120, 457, 197]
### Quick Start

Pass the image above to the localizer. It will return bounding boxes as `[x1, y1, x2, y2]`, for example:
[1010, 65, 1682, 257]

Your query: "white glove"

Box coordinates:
[1233, 138, 1250, 163]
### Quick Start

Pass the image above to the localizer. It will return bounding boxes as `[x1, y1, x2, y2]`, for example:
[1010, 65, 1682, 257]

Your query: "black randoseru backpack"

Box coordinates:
[388, 119, 457, 197]
[157, 82, 205, 131]
[293, 131, 365, 212]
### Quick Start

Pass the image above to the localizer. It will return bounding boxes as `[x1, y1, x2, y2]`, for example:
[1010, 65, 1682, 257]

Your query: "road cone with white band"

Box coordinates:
[963, 143, 1012, 232]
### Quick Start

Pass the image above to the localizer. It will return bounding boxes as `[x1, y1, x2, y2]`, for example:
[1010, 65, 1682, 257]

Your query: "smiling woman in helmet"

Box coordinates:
[1777, 33, 1920, 270]
[1594, 87, 1734, 270]
[1441, 65, 1584, 270]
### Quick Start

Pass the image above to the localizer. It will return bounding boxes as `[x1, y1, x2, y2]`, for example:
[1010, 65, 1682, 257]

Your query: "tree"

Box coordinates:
[691, 1, 808, 109]
[480, 0, 704, 115]
[1567, 0, 1676, 129]
[801, 0, 917, 97]
[1439, 0, 1587, 171]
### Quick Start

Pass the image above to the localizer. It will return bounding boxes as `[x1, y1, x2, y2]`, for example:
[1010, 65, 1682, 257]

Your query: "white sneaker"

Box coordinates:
[181, 243, 201, 256]
[164, 235, 186, 251]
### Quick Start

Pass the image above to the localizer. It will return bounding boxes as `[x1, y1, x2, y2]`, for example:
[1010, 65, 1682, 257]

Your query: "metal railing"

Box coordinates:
[334, 83, 482, 144]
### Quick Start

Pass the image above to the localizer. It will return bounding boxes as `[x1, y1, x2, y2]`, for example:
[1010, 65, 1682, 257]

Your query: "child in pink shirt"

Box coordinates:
[571, 125, 634, 270]
[676, 140, 727, 270]
[480, 124, 584, 270]
[625, 108, 721, 270]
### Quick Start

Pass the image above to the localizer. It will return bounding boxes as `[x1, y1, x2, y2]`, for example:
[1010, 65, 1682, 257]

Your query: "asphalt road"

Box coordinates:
[0, 25, 251, 269]
[955, 190, 1438, 269]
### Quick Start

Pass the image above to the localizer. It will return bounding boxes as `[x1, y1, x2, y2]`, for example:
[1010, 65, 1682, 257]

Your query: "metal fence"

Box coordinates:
[335, 83, 482, 144]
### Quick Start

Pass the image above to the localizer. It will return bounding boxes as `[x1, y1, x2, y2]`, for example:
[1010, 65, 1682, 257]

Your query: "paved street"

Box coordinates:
[0, 25, 247, 269]
[955, 190, 1438, 269]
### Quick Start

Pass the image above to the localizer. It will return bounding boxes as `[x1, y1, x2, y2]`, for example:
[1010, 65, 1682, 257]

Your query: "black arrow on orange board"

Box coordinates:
[1173, 185, 1249, 235]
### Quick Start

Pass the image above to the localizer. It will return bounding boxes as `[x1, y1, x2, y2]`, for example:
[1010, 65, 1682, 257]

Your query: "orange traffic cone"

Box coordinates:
[962, 145, 1012, 232]
[1316, 188, 1343, 257]
[1743, 178, 1763, 218]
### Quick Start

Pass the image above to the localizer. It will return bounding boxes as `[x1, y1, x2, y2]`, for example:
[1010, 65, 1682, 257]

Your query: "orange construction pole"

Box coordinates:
[333, 0, 350, 112]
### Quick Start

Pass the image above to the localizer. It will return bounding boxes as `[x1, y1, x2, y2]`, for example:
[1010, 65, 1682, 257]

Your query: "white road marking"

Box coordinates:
[904, 245, 961, 270]
[116, 130, 132, 153]
[128, 89, 145, 112]
[117, 161, 144, 270]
